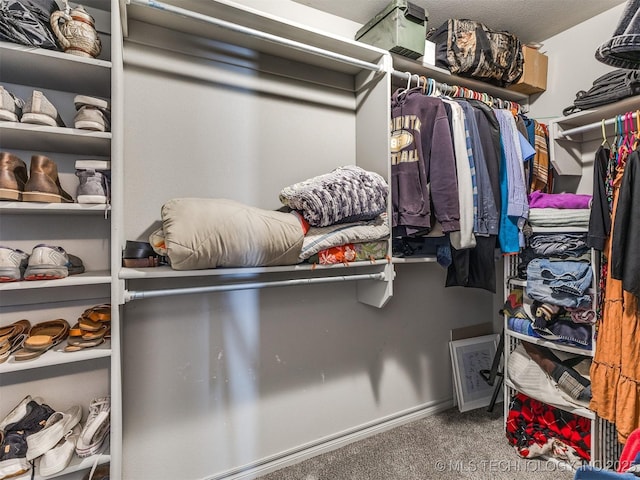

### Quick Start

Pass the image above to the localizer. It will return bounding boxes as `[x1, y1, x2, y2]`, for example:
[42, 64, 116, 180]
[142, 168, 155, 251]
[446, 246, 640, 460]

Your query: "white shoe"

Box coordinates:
[0, 395, 31, 432]
[37, 425, 80, 477]
[26, 405, 82, 461]
[76, 397, 110, 458]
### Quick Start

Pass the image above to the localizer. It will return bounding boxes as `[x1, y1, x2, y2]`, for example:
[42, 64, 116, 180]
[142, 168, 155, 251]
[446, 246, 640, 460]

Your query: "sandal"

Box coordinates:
[14, 319, 69, 361]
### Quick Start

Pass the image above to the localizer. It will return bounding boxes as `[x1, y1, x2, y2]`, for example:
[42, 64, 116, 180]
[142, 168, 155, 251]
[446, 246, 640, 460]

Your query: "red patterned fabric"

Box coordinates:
[506, 393, 591, 462]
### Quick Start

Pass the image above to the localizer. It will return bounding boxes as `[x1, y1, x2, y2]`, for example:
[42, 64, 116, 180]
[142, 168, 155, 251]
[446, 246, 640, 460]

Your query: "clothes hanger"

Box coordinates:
[601, 119, 611, 150]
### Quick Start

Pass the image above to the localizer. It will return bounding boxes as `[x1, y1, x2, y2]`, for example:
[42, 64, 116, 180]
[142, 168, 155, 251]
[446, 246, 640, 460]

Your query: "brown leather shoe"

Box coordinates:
[23, 155, 73, 203]
[0, 152, 27, 201]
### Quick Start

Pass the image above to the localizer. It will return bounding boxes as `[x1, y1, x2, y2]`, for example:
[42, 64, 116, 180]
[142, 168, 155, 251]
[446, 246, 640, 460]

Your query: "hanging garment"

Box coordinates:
[611, 149, 640, 296]
[495, 109, 529, 253]
[390, 88, 460, 236]
[531, 121, 551, 193]
[440, 98, 475, 249]
[590, 149, 640, 443]
[588, 145, 613, 251]
[467, 99, 502, 215]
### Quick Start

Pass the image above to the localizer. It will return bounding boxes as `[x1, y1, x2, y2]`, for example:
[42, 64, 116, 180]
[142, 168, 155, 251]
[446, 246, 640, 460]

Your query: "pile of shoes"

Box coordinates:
[0, 86, 110, 132]
[66, 304, 111, 352]
[0, 395, 111, 479]
[0, 303, 109, 363]
[0, 245, 84, 282]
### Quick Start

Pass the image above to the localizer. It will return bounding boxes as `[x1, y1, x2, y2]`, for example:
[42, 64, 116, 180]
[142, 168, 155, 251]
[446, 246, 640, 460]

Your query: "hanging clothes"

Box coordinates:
[440, 98, 475, 249]
[495, 109, 529, 253]
[390, 88, 460, 237]
[590, 148, 640, 444]
[587, 145, 613, 251]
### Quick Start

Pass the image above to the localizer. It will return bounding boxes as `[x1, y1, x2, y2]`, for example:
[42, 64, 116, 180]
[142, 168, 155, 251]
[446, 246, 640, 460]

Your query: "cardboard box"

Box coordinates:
[508, 46, 548, 94]
[355, 0, 427, 60]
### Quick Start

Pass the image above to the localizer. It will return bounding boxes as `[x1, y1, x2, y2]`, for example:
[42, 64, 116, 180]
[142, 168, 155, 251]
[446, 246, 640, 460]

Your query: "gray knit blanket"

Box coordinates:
[279, 165, 388, 227]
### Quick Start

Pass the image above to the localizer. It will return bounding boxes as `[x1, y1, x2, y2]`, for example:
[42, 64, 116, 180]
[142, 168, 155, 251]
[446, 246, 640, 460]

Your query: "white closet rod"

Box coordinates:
[558, 111, 639, 138]
[391, 69, 525, 112]
[128, 0, 383, 73]
[124, 272, 386, 302]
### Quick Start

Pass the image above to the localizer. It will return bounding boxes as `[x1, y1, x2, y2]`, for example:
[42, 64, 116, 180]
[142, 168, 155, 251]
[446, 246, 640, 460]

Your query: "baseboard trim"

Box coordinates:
[206, 397, 454, 480]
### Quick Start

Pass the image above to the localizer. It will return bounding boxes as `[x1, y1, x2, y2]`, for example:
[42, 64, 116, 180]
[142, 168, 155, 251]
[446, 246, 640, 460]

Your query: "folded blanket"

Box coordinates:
[279, 165, 388, 227]
[528, 208, 591, 228]
[306, 241, 388, 265]
[300, 214, 389, 260]
[528, 191, 592, 209]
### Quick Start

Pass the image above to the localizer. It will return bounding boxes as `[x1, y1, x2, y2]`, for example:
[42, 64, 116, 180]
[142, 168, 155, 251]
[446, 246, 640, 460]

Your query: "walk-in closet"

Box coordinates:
[1, 0, 639, 479]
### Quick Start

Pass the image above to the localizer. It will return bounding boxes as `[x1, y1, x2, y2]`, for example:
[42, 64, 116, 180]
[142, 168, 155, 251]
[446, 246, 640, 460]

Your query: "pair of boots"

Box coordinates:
[0, 152, 72, 203]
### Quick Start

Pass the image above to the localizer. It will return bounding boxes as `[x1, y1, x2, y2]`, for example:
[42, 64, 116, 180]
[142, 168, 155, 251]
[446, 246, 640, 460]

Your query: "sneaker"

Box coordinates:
[0, 246, 29, 282]
[76, 397, 110, 458]
[0, 430, 29, 479]
[0, 399, 55, 477]
[20, 91, 65, 127]
[0, 152, 28, 201]
[23, 245, 78, 281]
[76, 169, 108, 204]
[0, 86, 24, 122]
[74, 95, 110, 132]
[0, 396, 32, 433]
[37, 425, 80, 477]
[26, 405, 82, 461]
[3, 399, 54, 435]
[22, 155, 73, 203]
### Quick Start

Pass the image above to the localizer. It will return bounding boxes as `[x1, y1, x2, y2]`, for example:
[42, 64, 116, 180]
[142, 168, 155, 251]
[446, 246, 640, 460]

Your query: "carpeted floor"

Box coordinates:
[258, 405, 577, 480]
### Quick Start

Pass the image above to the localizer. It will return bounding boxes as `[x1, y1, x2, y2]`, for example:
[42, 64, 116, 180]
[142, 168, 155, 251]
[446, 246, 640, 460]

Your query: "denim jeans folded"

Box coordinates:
[596, 0, 640, 69]
[526, 259, 593, 308]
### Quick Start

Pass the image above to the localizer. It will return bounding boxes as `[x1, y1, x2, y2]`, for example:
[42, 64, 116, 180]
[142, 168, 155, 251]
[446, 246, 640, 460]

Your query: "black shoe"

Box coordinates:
[0, 431, 29, 478]
[122, 240, 166, 268]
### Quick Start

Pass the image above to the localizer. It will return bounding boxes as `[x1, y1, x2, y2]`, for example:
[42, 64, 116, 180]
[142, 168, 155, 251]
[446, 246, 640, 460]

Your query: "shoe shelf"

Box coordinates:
[0, 122, 111, 156]
[0, 202, 110, 215]
[0, 341, 111, 374]
[504, 377, 595, 420]
[0, 41, 111, 98]
[504, 328, 594, 357]
[0, 271, 111, 291]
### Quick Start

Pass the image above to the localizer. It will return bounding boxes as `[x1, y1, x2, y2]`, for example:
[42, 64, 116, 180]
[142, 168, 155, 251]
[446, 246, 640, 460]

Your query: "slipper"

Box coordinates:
[0, 319, 31, 347]
[78, 316, 102, 332]
[14, 319, 69, 361]
[64, 337, 104, 352]
[81, 304, 111, 323]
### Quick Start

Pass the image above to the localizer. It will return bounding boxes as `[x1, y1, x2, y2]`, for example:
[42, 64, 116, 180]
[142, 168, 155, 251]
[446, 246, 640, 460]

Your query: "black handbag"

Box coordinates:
[0, 0, 60, 50]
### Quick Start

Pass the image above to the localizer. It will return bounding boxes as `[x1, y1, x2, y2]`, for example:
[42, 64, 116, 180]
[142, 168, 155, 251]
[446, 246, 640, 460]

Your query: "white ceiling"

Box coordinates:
[290, 0, 626, 45]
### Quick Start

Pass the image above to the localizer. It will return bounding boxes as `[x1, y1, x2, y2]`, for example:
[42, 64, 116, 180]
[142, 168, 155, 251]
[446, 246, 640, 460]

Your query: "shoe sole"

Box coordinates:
[0, 267, 21, 282]
[77, 195, 107, 204]
[0, 110, 18, 122]
[24, 265, 68, 281]
[21, 112, 57, 127]
[0, 187, 22, 201]
[74, 120, 106, 132]
[0, 458, 29, 478]
[22, 191, 73, 203]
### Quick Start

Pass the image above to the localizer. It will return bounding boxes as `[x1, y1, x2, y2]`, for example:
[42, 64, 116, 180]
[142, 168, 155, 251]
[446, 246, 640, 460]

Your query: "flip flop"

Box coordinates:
[14, 319, 69, 361]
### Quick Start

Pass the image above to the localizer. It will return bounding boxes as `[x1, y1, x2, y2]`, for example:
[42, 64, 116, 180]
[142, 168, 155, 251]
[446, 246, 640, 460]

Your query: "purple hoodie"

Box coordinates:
[390, 88, 460, 233]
